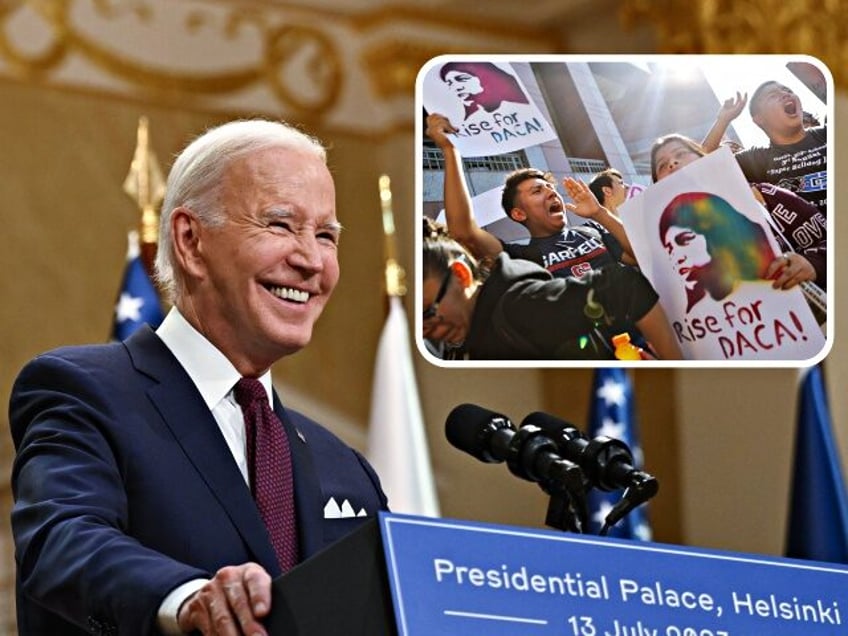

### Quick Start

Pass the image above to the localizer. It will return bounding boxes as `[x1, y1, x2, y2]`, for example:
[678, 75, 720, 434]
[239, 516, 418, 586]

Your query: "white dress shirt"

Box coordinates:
[153, 307, 274, 633]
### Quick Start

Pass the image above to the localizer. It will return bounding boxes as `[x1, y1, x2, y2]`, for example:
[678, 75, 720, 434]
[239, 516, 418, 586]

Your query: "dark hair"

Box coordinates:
[588, 168, 623, 205]
[650, 134, 706, 183]
[422, 217, 480, 282]
[439, 62, 529, 118]
[748, 80, 782, 118]
[658, 192, 774, 306]
[500, 168, 555, 220]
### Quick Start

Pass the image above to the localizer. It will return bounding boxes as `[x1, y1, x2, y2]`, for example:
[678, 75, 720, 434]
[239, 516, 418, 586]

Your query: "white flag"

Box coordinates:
[367, 297, 440, 516]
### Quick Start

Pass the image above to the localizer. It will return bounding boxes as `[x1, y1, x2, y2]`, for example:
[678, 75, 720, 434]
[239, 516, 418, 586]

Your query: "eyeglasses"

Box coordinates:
[423, 268, 453, 321]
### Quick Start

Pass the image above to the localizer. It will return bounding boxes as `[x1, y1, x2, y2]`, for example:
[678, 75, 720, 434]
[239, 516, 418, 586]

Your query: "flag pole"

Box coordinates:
[378, 174, 407, 298]
[123, 116, 165, 278]
[368, 174, 440, 516]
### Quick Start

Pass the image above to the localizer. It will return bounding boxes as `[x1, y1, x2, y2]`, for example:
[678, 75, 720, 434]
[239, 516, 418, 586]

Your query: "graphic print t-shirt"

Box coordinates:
[502, 221, 622, 280]
[735, 126, 827, 217]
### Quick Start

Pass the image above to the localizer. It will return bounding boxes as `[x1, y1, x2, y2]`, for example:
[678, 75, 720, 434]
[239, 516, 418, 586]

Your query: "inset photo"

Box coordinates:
[416, 55, 831, 367]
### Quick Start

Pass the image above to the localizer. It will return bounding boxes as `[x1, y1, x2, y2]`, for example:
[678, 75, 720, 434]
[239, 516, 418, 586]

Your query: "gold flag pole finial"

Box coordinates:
[378, 174, 406, 297]
[123, 116, 166, 275]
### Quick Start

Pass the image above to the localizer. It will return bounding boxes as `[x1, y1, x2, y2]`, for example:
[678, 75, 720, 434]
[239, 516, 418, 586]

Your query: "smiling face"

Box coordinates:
[663, 225, 711, 290]
[510, 176, 567, 236]
[179, 145, 340, 375]
[443, 70, 484, 105]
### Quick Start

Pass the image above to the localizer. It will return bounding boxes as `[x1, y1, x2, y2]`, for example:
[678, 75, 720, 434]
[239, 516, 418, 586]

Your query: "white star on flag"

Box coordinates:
[596, 378, 626, 407]
[596, 416, 626, 439]
[592, 500, 615, 527]
[633, 522, 653, 542]
[587, 368, 652, 540]
[115, 292, 145, 323]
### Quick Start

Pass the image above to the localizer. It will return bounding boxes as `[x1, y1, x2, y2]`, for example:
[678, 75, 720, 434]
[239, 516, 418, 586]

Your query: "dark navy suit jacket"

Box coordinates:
[9, 326, 388, 635]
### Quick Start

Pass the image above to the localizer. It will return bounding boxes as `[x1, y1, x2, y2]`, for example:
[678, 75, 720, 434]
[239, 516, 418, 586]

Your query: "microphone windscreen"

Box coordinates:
[445, 403, 513, 460]
[521, 411, 576, 435]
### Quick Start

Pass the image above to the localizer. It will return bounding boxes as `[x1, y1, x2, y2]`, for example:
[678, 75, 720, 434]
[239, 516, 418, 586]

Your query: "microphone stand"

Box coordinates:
[599, 472, 659, 536]
[542, 473, 589, 534]
[502, 426, 590, 534]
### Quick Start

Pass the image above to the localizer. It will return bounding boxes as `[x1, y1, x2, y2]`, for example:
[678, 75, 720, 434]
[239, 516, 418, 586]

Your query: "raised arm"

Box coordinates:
[425, 113, 503, 261]
[701, 91, 747, 152]
[562, 177, 637, 266]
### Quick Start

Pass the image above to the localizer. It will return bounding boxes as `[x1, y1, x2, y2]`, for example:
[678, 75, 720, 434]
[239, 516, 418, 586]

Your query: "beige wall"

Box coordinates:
[1, 10, 845, 636]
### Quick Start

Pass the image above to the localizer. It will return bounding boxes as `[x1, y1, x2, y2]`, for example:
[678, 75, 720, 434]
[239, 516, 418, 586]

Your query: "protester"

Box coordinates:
[651, 134, 825, 295]
[425, 112, 660, 359]
[702, 82, 827, 216]
[588, 168, 628, 216]
[422, 218, 682, 360]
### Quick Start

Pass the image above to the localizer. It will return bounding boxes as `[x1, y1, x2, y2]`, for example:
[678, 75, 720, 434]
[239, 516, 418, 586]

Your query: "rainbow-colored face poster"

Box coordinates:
[620, 148, 825, 362]
[420, 60, 557, 158]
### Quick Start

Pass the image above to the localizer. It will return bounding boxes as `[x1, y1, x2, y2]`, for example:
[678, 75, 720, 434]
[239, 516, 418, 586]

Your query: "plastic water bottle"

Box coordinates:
[612, 333, 643, 361]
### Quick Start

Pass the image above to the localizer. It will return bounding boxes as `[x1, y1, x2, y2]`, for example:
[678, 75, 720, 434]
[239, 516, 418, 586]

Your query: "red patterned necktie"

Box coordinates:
[233, 377, 298, 571]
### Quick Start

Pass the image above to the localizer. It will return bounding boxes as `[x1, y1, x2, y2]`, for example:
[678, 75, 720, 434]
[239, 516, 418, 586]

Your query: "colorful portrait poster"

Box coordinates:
[619, 147, 825, 362]
[421, 60, 558, 157]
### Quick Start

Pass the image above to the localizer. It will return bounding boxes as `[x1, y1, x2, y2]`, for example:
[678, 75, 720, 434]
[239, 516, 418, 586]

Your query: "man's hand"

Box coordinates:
[717, 91, 747, 124]
[178, 563, 272, 635]
[425, 113, 458, 149]
[563, 176, 604, 219]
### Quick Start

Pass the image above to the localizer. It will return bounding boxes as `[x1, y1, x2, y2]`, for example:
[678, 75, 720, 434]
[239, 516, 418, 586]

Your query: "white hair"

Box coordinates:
[154, 119, 327, 302]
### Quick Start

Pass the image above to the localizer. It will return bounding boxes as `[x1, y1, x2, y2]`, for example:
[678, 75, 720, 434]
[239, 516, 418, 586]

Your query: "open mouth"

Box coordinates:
[783, 100, 799, 116]
[267, 285, 310, 304]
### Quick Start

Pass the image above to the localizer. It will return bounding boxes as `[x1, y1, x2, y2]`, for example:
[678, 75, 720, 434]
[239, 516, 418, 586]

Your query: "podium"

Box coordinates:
[266, 512, 848, 636]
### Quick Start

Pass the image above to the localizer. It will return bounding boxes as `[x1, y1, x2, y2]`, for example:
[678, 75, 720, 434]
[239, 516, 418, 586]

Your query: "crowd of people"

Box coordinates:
[423, 77, 828, 361]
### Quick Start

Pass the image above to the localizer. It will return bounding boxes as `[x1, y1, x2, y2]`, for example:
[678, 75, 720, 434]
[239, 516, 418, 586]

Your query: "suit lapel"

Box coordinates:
[124, 327, 281, 576]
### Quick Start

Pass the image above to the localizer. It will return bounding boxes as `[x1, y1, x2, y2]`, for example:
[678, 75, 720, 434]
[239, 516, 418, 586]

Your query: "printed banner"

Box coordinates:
[435, 185, 505, 229]
[421, 60, 558, 157]
[380, 512, 848, 636]
[619, 148, 824, 361]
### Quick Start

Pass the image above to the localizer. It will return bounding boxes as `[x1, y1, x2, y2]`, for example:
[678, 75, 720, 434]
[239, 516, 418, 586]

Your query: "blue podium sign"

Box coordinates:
[379, 512, 848, 636]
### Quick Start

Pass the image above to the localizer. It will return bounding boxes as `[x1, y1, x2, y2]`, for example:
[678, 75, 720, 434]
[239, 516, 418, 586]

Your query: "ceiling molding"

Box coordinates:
[0, 0, 573, 134]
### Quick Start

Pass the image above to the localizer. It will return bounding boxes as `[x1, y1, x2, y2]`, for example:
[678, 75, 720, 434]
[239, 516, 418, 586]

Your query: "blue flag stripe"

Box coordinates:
[586, 368, 651, 540]
[786, 365, 848, 563]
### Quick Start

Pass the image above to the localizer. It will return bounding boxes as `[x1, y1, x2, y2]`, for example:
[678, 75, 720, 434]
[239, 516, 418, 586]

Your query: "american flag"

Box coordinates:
[111, 230, 164, 341]
[586, 368, 652, 540]
[785, 365, 848, 563]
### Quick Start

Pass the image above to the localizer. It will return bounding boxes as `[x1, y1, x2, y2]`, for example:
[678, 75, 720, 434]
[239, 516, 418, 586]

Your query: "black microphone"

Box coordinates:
[445, 404, 587, 490]
[519, 411, 658, 498]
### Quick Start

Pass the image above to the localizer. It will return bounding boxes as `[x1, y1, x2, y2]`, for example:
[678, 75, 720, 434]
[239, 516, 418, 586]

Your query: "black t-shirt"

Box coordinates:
[501, 221, 623, 279]
[500, 222, 647, 356]
[735, 126, 827, 217]
[463, 253, 659, 360]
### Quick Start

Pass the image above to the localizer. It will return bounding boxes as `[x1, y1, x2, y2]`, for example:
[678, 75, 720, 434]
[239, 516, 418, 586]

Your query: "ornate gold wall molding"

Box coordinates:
[0, 1, 343, 115]
[620, 0, 846, 88]
[0, 0, 564, 133]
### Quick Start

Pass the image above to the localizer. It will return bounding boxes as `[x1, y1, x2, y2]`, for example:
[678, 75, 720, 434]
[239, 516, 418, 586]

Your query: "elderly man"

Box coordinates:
[10, 119, 387, 635]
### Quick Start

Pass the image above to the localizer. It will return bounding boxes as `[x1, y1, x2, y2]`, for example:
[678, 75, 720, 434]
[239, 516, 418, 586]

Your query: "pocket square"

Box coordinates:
[323, 496, 368, 519]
